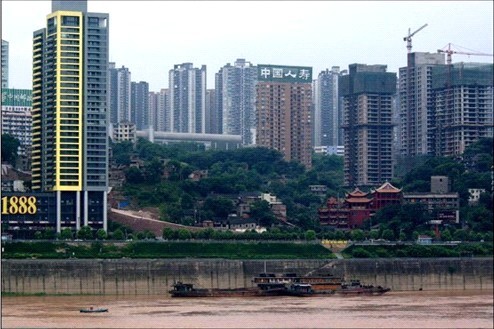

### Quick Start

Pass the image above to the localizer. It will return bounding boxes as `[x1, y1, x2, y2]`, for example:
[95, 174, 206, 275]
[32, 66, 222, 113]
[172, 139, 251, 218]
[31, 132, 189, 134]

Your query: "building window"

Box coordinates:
[62, 16, 80, 27]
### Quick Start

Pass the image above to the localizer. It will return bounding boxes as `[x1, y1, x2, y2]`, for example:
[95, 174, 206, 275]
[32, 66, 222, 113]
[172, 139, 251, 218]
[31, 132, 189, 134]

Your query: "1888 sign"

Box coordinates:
[1, 196, 38, 215]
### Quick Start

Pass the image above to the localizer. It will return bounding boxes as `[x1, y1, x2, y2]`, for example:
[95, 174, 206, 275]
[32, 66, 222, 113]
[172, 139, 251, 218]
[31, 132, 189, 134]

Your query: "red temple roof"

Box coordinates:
[375, 182, 402, 193]
[346, 197, 372, 203]
[347, 187, 368, 198]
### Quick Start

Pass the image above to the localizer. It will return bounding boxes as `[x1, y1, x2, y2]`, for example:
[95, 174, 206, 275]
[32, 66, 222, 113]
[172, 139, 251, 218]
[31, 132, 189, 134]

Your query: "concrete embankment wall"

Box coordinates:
[2, 258, 492, 295]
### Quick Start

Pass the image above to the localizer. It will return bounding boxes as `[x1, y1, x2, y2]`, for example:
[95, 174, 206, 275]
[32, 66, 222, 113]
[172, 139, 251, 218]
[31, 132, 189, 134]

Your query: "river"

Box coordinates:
[1, 290, 493, 329]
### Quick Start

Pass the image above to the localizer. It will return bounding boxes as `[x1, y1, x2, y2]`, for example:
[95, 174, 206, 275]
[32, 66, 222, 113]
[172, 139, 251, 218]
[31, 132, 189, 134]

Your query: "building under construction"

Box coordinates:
[432, 62, 493, 156]
[399, 52, 445, 157]
[340, 64, 397, 188]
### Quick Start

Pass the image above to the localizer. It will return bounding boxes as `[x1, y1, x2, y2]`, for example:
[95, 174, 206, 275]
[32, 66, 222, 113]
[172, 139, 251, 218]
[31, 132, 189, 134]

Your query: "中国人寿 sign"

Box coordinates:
[257, 65, 312, 83]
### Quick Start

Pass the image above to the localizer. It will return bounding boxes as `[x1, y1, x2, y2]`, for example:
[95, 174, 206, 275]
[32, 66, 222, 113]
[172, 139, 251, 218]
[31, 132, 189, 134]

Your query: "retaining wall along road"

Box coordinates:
[1, 258, 492, 295]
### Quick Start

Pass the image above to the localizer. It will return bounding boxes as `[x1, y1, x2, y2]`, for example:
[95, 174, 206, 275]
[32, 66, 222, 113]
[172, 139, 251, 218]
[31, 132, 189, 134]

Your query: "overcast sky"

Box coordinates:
[2, 1, 493, 91]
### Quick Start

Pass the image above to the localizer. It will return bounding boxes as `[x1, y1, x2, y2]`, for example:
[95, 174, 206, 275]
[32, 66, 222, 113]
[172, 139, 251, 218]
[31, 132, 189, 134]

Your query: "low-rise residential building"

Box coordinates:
[1, 164, 31, 192]
[468, 188, 486, 205]
[309, 185, 328, 198]
[417, 235, 433, 245]
[111, 121, 137, 143]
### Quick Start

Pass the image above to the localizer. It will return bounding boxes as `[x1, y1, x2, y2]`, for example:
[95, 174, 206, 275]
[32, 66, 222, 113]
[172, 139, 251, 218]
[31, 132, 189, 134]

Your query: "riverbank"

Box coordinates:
[2, 258, 492, 295]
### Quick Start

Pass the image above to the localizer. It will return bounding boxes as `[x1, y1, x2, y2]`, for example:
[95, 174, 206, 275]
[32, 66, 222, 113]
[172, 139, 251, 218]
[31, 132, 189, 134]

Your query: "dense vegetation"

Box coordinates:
[3, 133, 492, 246]
[344, 242, 493, 258]
[115, 138, 345, 230]
[3, 240, 492, 259]
[1, 241, 335, 260]
[1, 133, 20, 165]
[113, 137, 493, 242]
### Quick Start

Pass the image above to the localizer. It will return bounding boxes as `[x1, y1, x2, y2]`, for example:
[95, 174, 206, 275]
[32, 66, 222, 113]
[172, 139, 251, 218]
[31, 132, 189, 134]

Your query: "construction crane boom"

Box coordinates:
[403, 23, 428, 53]
[437, 43, 494, 65]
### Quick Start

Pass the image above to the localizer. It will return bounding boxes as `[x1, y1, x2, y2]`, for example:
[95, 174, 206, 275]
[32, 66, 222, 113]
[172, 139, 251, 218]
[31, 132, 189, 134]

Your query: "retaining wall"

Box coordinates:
[1, 258, 492, 295]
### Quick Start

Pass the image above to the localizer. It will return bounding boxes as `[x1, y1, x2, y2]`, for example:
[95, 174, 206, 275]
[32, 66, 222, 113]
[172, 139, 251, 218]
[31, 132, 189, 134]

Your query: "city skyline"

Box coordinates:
[2, 1, 493, 91]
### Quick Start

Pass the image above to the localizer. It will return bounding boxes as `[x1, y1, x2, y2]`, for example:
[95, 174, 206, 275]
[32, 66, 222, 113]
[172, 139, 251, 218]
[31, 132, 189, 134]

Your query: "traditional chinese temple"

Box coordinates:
[371, 182, 402, 209]
[318, 182, 402, 229]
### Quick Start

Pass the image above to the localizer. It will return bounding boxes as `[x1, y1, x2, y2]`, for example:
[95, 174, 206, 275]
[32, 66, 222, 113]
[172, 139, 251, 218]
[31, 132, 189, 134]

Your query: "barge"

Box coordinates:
[169, 273, 390, 297]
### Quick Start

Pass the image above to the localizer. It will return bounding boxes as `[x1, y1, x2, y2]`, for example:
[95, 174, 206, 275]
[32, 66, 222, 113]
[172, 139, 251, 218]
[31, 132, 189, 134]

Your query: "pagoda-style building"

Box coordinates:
[318, 197, 349, 228]
[371, 182, 402, 210]
[345, 188, 373, 228]
[318, 183, 402, 230]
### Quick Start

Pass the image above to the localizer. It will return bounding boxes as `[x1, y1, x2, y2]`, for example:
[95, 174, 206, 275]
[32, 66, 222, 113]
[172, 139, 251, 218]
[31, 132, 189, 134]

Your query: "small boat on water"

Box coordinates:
[80, 307, 108, 313]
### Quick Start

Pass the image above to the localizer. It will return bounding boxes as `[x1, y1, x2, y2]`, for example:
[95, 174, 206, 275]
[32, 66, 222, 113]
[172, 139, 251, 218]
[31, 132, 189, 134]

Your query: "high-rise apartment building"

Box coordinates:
[313, 66, 343, 147]
[205, 89, 217, 134]
[108, 63, 131, 125]
[399, 52, 445, 156]
[131, 81, 149, 130]
[168, 63, 206, 133]
[149, 89, 168, 131]
[1, 39, 8, 88]
[341, 64, 396, 187]
[216, 59, 257, 144]
[1, 88, 32, 156]
[256, 64, 313, 169]
[31, 0, 109, 232]
[432, 62, 493, 156]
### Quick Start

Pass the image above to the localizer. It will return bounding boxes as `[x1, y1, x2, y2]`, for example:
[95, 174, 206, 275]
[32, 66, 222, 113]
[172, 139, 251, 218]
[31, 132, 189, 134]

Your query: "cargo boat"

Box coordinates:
[169, 281, 310, 297]
[253, 273, 390, 295]
[253, 273, 341, 295]
[169, 273, 390, 297]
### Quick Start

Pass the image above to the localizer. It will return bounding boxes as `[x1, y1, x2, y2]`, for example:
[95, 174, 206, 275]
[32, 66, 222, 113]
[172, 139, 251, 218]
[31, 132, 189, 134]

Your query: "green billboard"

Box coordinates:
[1, 88, 32, 107]
[257, 64, 313, 83]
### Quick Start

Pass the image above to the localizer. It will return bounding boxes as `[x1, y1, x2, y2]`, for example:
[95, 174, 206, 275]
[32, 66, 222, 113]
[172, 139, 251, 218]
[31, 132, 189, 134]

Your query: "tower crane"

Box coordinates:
[403, 23, 428, 53]
[437, 43, 494, 65]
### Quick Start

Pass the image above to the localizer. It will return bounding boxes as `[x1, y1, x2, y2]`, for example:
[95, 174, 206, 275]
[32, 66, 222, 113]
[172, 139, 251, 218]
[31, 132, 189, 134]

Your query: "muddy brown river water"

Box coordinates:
[1, 290, 493, 328]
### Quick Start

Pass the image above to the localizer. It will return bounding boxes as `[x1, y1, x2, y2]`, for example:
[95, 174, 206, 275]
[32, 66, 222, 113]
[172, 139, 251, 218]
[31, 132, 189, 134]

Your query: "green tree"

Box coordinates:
[250, 200, 276, 228]
[381, 229, 395, 241]
[112, 228, 125, 240]
[350, 229, 365, 241]
[43, 229, 56, 240]
[453, 229, 468, 241]
[60, 228, 73, 240]
[441, 229, 452, 241]
[96, 229, 107, 240]
[203, 197, 235, 219]
[369, 230, 380, 240]
[77, 226, 93, 240]
[34, 231, 43, 240]
[1, 134, 20, 166]
[162, 227, 175, 240]
[305, 230, 316, 241]
[111, 140, 134, 166]
[143, 158, 164, 184]
[125, 167, 144, 184]
[334, 230, 346, 240]
[177, 229, 192, 240]
[466, 207, 493, 232]
[351, 247, 373, 258]
[144, 230, 156, 239]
